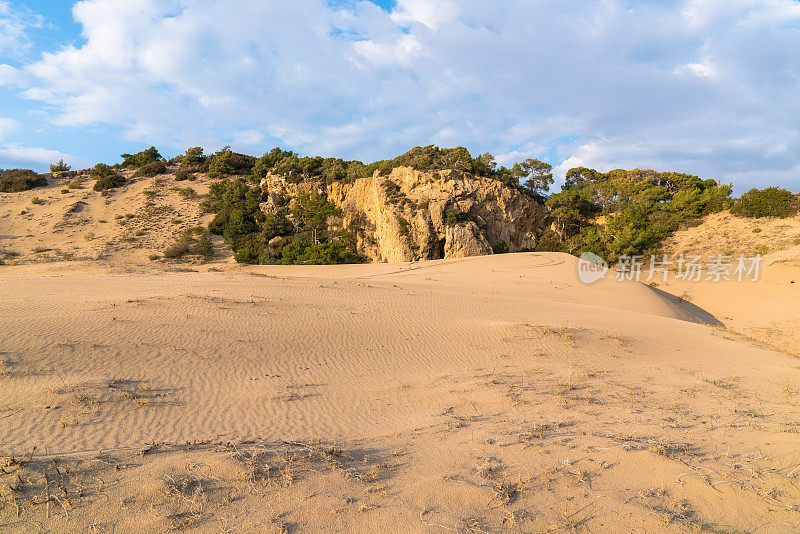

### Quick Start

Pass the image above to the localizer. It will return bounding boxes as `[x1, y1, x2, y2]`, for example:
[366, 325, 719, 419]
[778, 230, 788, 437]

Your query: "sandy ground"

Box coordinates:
[0, 252, 799, 533]
[660, 210, 800, 356]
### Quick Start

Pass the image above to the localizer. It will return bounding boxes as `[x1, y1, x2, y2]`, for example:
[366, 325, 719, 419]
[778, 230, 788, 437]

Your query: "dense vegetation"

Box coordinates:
[119, 146, 162, 168]
[0, 169, 47, 192]
[16, 143, 795, 267]
[133, 160, 167, 178]
[204, 178, 362, 264]
[92, 164, 126, 191]
[730, 187, 799, 218]
[538, 168, 733, 262]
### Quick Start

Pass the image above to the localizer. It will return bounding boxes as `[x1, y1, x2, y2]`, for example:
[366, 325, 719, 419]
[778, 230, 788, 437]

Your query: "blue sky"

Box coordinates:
[1, 0, 799, 192]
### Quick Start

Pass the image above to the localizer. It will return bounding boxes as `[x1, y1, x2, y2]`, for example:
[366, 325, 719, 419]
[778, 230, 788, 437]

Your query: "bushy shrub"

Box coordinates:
[174, 170, 195, 181]
[132, 160, 167, 177]
[92, 164, 126, 191]
[67, 176, 85, 189]
[0, 169, 47, 192]
[164, 227, 214, 261]
[731, 187, 799, 218]
[178, 187, 197, 199]
[119, 146, 162, 168]
[492, 241, 509, 254]
[49, 159, 71, 173]
[181, 147, 206, 168]
[206, 146, 256, 178]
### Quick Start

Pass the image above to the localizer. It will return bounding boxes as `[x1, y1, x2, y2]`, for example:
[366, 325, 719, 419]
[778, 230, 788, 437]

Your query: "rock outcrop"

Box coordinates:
[263, 167, 550, 263]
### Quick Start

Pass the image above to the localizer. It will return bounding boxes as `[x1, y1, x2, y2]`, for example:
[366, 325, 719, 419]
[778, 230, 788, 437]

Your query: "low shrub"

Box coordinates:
[67, 176, 85, 189]
[61, 188, 70, 194]
[164, 227, 214, 261]
[178, 187, 197, 199]
[174, 170, 196, 181]
[206, 146, 256, 178]
[92, 164, 126, 191]
[119, 146, 162, 168]
[179, 147, 206, 171]
[132, 160, 167, 178]
[731, 187, 799, 218]
[0, 169, 47, 192]
[31, 197, 44, 205]
[492, 241, 510, 254]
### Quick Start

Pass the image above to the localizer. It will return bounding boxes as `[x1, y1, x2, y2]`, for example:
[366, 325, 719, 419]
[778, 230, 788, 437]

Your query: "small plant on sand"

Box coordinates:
[164, 227, 214, 261]
[752, 227, 762, 233]
[149, 253, 161, 261]
[67, 175, 85, 189]
[60, 188, 70, 194]
[174, 170, 196, 181]
[92, 164, 126, 192]
[30, 196, 44, 205]
[178, 187, 197, 199]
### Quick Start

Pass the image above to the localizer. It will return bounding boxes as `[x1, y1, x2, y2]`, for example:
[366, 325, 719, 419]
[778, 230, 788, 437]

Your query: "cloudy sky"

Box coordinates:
[0, 0, 798, 191]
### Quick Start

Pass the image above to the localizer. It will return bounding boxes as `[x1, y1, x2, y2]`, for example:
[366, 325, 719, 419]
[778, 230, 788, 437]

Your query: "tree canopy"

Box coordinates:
[539, 168, 732, 262]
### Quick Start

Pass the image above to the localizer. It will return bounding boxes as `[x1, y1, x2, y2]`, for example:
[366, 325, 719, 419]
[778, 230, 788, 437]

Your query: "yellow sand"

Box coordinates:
[1, 253, 799, 533]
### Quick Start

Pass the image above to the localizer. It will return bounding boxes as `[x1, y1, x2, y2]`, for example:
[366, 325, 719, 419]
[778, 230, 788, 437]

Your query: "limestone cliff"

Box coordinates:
[263, 167, 549, 263]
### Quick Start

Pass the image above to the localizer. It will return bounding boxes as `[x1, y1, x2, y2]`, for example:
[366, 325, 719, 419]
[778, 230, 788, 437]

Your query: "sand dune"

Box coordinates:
[1, 253, 799, 532]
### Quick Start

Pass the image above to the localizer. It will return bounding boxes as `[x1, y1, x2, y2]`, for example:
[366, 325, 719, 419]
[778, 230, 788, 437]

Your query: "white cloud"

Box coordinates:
[0, 1, 43, 60]
[390, 0, 459, 29]
[678, 61, 717, 80]
[4, 0, 800, 191]
[0, 116, 18, 139]
[0, 144, 91, 169]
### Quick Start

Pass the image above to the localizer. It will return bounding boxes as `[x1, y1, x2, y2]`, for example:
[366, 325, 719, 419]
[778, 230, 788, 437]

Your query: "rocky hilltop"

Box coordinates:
[0, 163, 549, 266]
[264, 167, 549, 262]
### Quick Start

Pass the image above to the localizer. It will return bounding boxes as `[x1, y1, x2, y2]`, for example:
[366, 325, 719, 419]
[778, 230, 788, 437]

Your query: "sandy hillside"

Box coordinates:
[658, 210, 800, 355]
[1, 253, 799, 533]
[0, 168, 228, 266]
